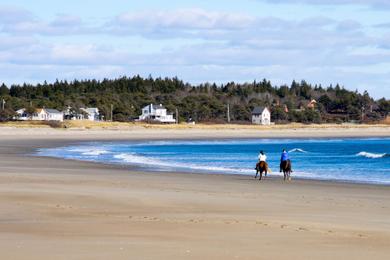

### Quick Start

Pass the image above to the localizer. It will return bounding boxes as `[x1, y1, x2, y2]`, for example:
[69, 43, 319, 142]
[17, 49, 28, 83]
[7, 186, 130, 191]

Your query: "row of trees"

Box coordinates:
[0, 76, 389, 123]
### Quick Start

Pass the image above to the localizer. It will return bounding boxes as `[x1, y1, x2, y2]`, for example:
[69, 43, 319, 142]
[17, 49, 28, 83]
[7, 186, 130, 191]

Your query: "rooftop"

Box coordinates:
[252, 107, 266, 115]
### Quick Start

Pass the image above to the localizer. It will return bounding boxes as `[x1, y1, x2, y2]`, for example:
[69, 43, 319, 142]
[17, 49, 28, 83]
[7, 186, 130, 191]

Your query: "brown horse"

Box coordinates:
[255, 161, 268, 180]
[280, 160, 292, 181]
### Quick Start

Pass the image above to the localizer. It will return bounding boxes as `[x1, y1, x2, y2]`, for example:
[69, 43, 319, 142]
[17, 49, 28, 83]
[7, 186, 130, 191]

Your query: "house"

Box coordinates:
[31, 108, 48, 121]
[45, 109, 64, 121]
[63, 107, 83, 120]
[252, 107, 271, 125]
[307, 99, 317, 109]
[16, 108, 63, 121]
[139, 104, 175, 123]
[63, 107, 100, 121]
[81, 107, 100, 121]
[15, 108, 30, 120]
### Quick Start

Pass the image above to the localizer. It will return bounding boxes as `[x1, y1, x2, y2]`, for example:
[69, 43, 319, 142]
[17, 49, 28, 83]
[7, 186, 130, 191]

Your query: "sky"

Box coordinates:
[1, 0, 390, 98]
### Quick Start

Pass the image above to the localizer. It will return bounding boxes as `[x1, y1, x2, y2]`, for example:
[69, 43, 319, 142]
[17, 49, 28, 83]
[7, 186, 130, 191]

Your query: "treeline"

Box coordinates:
[0, 76, 389, 123]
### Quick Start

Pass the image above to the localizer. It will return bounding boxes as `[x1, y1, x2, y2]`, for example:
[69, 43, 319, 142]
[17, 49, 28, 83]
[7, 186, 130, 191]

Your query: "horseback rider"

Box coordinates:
[258, 150, 267, 163]
[280, 149, 290, 172]
[256, 150, 269, 172]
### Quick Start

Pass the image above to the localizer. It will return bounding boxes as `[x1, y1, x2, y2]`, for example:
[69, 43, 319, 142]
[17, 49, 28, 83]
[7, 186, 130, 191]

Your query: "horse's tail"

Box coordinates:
[265, 162, 271, 173]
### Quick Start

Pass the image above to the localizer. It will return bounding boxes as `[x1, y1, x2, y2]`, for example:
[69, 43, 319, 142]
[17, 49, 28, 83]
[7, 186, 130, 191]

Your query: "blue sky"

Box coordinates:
[1, 0, 390, 98]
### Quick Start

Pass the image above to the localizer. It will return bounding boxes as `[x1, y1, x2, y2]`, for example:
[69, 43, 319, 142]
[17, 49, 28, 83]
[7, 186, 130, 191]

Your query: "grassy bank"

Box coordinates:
[0, 120, 389, 130]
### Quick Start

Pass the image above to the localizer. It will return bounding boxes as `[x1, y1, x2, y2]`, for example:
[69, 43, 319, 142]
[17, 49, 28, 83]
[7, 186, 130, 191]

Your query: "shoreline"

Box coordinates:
[3, 132, 390, 190]
[35, 149, 390, 187]
[4, 125, 389, 189]
[32, 134, 390, 187]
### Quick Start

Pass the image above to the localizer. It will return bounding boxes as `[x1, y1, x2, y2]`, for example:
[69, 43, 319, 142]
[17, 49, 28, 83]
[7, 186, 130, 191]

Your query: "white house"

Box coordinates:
[31, 108, 48, 121]
[15, 108, 30, 120]
[252, 107, 271, 125]
[63, 107, 82, 120]
[139, 104, 175, 123]
[81, 107, 100, 121]
[16, 108, 63, 122]
[63, 107, 100, 121]
[45, 109, 64, 122]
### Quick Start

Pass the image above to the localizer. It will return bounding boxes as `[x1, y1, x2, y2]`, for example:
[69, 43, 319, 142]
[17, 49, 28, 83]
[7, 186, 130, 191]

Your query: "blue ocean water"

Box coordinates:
[37, 138, 390, 185]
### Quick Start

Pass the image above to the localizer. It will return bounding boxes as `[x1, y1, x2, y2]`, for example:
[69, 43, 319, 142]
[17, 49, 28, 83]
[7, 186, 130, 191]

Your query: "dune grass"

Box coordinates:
[0, 120, 389, 129]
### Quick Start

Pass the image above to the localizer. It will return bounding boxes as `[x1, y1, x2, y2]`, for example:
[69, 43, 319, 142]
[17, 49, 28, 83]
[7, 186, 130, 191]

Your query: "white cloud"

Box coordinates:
[114, 8, 255, 30]
[0, 6, 33, 23]
[50, 14, 82, 27]
[0, 6, 94, 36]
[0, 7, 389, 98]
[0, 35, 36, 50]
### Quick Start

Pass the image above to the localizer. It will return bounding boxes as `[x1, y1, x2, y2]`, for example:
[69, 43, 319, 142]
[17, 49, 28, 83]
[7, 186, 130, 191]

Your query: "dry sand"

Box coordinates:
[0, 126, 389, 259]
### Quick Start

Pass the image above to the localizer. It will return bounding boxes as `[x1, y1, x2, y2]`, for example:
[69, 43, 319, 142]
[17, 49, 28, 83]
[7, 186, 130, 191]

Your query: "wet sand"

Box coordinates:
[0, 127, 389, 259]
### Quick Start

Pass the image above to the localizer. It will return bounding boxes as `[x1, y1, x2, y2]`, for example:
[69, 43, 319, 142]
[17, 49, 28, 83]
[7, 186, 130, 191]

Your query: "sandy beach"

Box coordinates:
[0, 126, 389, 259]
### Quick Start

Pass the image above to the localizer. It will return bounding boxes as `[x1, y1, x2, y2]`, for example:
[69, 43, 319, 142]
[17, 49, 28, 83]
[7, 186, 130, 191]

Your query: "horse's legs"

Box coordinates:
[255, 170, 258, 179]
[259, 170, 263, 180]
[283, 171, 287, 181]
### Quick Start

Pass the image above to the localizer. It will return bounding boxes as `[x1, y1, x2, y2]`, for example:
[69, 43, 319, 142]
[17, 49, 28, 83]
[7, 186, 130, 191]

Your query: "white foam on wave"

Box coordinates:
[356, 151, 388, 159]
[68, 148, 111, 156]
[289, 148, 307, 153]
[113, 153, 253, 175]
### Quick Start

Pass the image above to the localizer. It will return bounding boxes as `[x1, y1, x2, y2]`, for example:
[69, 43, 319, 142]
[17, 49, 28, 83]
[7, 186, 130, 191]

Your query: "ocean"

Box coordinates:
[36, 138, 390, 185]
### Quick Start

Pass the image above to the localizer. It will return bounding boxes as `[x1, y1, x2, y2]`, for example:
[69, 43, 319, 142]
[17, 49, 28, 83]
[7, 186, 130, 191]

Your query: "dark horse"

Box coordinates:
[280, 160, 292, 181]
[255, 161, 268, 180]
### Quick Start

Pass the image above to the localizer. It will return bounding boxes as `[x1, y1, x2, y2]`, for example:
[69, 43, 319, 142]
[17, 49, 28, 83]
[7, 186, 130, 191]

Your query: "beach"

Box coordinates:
[0, 125, 390, 259]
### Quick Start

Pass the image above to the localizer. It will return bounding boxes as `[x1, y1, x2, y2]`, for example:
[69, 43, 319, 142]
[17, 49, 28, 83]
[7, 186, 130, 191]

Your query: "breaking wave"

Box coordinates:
[289, 148, 307, 153]
[68, 148, 111, 156]
[113, 153, 251, 175]
[356, 151, 389, 159]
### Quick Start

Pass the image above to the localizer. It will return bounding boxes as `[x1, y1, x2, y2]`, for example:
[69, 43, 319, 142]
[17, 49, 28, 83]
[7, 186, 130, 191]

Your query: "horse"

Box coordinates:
[255, 161, 268, 180]
[280, 160, 292, 181]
